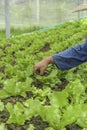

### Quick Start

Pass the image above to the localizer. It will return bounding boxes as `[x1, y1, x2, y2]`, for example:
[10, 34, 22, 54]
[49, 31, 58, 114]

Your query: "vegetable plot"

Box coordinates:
[0, 19, 87, 130]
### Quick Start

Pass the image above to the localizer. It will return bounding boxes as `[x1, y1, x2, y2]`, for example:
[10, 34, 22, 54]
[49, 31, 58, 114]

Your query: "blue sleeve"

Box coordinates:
[52, 39, 87, 70]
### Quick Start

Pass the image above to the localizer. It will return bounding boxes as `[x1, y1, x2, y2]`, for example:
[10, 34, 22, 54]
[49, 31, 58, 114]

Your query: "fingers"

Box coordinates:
[34, 64, 45, 76]
[34, 60, 47, 75]
[35, 68, 40, 75]
[40, 67, 45, 75]
[34, 65, 40, 75]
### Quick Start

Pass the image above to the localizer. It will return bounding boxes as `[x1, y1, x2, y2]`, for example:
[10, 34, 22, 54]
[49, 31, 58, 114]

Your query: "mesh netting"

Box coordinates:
[0, 0, 87, 29]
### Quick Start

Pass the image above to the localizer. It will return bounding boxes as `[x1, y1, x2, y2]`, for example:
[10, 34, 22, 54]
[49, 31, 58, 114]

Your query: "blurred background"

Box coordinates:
[0, 0, 87, 37]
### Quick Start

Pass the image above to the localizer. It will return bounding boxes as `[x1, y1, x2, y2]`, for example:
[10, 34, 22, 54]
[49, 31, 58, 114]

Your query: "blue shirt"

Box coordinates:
[52, 39, 87, 70]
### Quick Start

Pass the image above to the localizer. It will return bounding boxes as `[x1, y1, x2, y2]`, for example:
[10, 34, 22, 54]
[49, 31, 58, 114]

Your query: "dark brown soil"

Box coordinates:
[27, 43, 32, 48]
[52, 78, 69, 91]
[26, 116, 49, 130]
[3, 43, 11, 51]
[11, 51, 15, 57]
[67, 96, 72, 104]
[0, 83, 4, 89]
[32, 79, 43, 89]
[20, 48, 25, 51]
[0, 65, 5, 73]
[40, 43, 50, 52]
[6, 124, 20, 130]
[2, 92, 34, 105]
[11, 60, 16, 66]
[26, 91, 34, 99]
[44, 96, 51, 106]
[2, 43, 11, 54]
[84, 88, 87, 103]
[73, 68, 78, 74]
[66, 123, 82, 130]
[6, 116, 49, 130]
[85, 88, 87, 93]
[0, 109, 9, 123]
[2, 96, 25, 105]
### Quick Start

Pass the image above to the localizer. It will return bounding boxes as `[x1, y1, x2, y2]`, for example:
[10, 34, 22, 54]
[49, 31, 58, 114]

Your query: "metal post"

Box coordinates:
[5, 0, 10, 38]
[36, 0, 40, 24]
[77, 0, 80, 19]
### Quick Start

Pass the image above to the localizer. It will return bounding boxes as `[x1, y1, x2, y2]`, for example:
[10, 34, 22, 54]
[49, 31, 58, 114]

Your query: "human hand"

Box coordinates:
[34, 56, 54, 75]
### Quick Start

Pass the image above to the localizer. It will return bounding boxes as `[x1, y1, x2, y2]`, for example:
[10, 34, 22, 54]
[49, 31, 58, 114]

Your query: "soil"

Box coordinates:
[0, 109, 9, 123]
[20, 48, 25, 51]
[11, 51, 15, 57]
[5, 117, 82, 130]
[32, 43, 50, 55]
[52, 78, 69, 91]
[0, 65, 5, 73]
[29, 116, 49, 130]
[6, 116, 49, 130]
[2, 92, 34, 105]
[27, 43, 32, 48]
[32, 78, 43, 89]
[66, 123, 82, 130]
[0, 83, 4, 89]
[73, 68, 79, 74]
[40, 43, 50, 52]
[84, 88, 87, 103]
[44, 96, 51, 106]
[3, 43, 11, 51]
[11, 60, 16, 66]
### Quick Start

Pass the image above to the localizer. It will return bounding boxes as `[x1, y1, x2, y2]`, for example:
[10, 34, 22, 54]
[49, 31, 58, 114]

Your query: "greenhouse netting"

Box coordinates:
[1, 0, 87, 29]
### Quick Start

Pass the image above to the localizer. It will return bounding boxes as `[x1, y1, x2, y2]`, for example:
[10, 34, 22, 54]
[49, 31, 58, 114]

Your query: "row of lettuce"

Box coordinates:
[0, 19, 87, 130]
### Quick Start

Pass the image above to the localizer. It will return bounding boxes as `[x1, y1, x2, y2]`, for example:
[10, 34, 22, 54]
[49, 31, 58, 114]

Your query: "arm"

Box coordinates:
[53, 39, 87, 70]
[34, 40, 87, 75]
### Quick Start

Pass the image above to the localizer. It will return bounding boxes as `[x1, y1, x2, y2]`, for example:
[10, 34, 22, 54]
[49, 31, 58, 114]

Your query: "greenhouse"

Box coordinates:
[0, 0, 87, 130]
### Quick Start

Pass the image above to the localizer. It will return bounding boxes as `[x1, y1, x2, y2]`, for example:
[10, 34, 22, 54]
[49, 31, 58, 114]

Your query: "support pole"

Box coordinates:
[36, 0, 40, 24]
[77, 0, 80, 19]
[5, 0, 10, 38]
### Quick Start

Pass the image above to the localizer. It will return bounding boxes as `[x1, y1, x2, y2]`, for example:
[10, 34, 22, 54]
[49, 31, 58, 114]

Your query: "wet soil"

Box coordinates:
[2, 91, 34, 105]
[40, 43, 50, 52]
[32, 78, 43, 89]
[32, 43, 50, 55]
[0, 83, 4, 89]
[73, 68, 79, 74]
[6, 116, 49, 130]
[20, 47, 25, 51]
[0, 65, 5, 73]
[29, 116, 49, 130]
[66, 123, 82, 130]
[0, 109, 10, 123]
[2, 43, 11, 51]
[11, 51, 15, 57]
[44, 96, 51, 106]
[11, 60, 16, 66]
[52, 78, 69, 91]
[84, 88, 87, 103]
